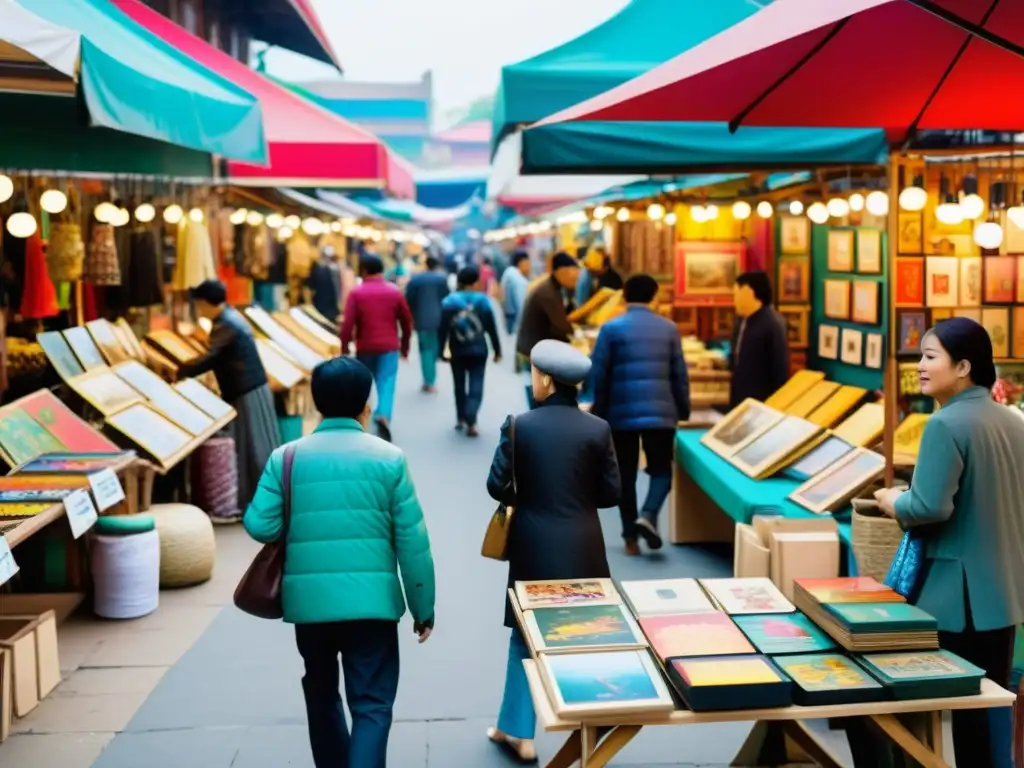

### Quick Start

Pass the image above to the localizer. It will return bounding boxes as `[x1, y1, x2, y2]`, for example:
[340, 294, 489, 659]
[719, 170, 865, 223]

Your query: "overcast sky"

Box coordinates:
[261, 0, 629, 125]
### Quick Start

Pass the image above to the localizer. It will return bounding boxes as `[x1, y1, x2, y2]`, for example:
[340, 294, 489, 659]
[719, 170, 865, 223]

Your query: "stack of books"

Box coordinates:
[793, 577, 939, 651]
[856, 649, 985, 699]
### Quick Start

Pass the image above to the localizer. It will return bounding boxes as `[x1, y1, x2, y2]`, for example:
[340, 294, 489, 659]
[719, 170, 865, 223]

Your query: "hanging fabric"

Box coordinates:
[83, 221, 121, 286]
[19, 231, 59, 319]
[127, 227, 164, 308]
[46, 186, 85, 282]
[172, 219, 216, 291]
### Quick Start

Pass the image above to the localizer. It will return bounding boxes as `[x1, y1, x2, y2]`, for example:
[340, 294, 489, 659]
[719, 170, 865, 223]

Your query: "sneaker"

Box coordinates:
[624, 539, 641, 556]
[455, 421, 465, 431]
[635, 517, 663, 550]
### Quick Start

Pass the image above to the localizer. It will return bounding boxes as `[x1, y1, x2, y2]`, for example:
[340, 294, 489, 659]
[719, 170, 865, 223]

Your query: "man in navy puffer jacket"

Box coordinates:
[582, 274, 690, 555]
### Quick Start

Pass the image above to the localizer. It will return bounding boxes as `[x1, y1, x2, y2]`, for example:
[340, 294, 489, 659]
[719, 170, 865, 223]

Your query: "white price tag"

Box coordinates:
[65, 489, 99, 540]
[89, 469, 126, 512]
[0, 536, 19, 586]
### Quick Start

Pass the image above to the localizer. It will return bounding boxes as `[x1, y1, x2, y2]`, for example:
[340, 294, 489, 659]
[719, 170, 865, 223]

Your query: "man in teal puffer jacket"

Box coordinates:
[244, 356, 435, 768]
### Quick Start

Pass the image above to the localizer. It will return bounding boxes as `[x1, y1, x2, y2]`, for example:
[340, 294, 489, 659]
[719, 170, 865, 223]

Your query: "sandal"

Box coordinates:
[487, 727, 538, 764]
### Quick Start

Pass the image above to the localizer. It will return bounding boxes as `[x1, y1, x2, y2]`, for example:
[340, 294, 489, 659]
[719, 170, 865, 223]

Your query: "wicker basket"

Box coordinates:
[851, 503, 904, 582]
[149, 504, 216, 588]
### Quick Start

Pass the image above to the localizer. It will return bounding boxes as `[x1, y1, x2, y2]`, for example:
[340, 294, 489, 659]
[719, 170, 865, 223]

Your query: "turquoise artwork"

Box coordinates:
[546, 650, 659, 705]
[825, 601, 938, 632]
[733, 613, 837, 655]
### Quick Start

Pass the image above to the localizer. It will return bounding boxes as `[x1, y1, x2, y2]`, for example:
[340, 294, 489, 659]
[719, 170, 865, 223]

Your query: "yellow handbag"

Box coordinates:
[481, 416, 516, 561]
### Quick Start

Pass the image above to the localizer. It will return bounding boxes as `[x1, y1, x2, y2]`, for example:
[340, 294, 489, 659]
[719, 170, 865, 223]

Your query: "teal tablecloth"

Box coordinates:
[675, 429, 853, 547]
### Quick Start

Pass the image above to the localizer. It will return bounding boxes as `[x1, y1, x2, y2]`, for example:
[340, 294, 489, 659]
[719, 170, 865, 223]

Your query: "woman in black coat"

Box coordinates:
[484, 339, 621, 763]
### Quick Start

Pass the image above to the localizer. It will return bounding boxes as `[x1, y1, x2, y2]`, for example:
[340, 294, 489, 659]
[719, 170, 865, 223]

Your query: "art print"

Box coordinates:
[864, 333, 884, 369]
[789, 449, 885, 513]
[776, 654, 880, 691]
[827, 230, 855, 272]
[851, 281, 880, 325]
[115, 362, 214, 436]
[639, 612, 754, 659]
[36, 332, 85, 381]
[894, 257, 925, 306]
[515, 579, 619, 610]
[174, 379, 234, 420]
[856, 229, 882, 273]
[527, 604, 643, 652]
[675, 243, 743, 301]
[840, 328, 863, 365]
[897, 212, 923, 254]
[897, 311, 927, 355]
[701, 399, 782, 455]
[540, 649, 674, 716]
[63, 327, 107, 371]
[672, 656, 783, 687]
[984, 256, 1016, 303]
[823, 280, 850, 320]
[779, 306, 810, 349]
[620, 579, 715, 617]
[925, 257, 959, 308]
[699, 578, 794, 614]
[733, 614, 836, 655]
[86, 319, 130, 365]
[818, 324, 839, 360]
[16, 391, 119, 453]
[780, 217, 810, 255]
[981, 307, 1010, 358]
[69, 371, 145, 416]
[730, 416, 821, 475]
[106, 404, 193, 463]
[0, 408, 66, 466]
[861, 650, 981, 681]
[778, 257, 810, 303]
[960, 257, 982, 306]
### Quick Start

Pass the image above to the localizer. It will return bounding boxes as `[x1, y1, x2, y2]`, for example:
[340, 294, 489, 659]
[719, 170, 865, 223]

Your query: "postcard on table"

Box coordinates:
[514, 578, 620, 611]
[639, 612, 754, 660]
[539, 649, 675, 717]
[773, 654, 883, 693]
[732, 613, 837, 655]
[619, 578, 716, 616]
[524, 603, 645, 653]
[699, 577, 795, 614]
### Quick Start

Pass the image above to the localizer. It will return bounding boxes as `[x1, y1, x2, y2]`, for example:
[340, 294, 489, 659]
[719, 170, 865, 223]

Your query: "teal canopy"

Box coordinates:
[491, 0, 767, 153]
[521, 121, 890, 175]
[14, 0, 267, 165]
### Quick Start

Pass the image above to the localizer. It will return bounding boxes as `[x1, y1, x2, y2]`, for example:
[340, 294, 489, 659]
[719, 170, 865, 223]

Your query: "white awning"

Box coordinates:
[1, 0, 80, 79]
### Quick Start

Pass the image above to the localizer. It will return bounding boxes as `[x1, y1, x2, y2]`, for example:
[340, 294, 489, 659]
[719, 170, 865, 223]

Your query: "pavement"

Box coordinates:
[2, 316, 856, 767]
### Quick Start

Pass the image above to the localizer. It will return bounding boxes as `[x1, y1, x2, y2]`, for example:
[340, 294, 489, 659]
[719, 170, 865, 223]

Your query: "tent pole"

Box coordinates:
[883, 156, 901, 486]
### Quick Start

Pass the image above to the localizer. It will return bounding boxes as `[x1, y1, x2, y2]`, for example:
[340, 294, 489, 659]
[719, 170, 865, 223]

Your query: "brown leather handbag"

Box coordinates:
[481, 416, 516, 561]
[234, 445, 296, 619]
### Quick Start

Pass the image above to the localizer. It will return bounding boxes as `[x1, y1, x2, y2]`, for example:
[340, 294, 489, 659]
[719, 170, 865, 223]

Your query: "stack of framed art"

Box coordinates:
[777, 217, 813, 373]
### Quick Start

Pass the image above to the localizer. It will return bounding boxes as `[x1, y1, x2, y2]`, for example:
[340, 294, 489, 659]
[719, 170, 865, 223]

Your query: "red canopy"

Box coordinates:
[535, 0, 1024, 139]
[114, 0, 414, 198]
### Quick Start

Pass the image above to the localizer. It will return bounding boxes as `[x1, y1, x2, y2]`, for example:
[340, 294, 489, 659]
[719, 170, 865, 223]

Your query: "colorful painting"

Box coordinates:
[925, 257, 959, 308]
[823, 280, 851, 320]
[860, 650, 983, 682]
[897, 212, 923, 254]
[0, 489, 76, 503]
[775, 654, 882, 692]
[699, 578, 794, 614]
[827, 230, 855, 272]
[897, 310, 927, 355]
[16, 453, 130, 474]
[515, 579, 619, 610]
[540, 650, 673, 715]
[825, 601, 937, 631]
[106, 404, 193, 464]
[527, 604, 643, 652]
[86, 319, 130, 365]
[36, 332, 85, 381]
[856, 229, 883, 274]
[0, 408, 67, 466]
[795, 577, 903, 604]
[851, 281, 880, 324]
[730, 416, 821, 475]
[63, 327, 107, 371]
[639, 612, 754, 660]
[620, 579, 716, 617]
[0, 503, 54, 519]
[789, 449, 885, 513]
[894, 257, 925, 306]
[733, 613, 836, 655]
[982, 307, 1011, 358]
[779, 306, 810, 349]
[984, 256, 1016, 303]
[672, 655, 783, 687]
[701, 399, 781, 455]
[16, 391, 119, 453]
[960, 257, 983, 306]
[778, 258, 810, 303]
[674, 242, 745, 306]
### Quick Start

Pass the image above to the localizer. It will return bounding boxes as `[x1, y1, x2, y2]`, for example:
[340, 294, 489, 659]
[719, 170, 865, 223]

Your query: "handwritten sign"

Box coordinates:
[64, 489, 98, 540]
[0, 535, 19, 586]
[88, 469, 126, 512]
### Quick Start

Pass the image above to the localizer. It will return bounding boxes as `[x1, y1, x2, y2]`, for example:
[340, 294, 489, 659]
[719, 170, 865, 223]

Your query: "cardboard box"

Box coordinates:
[0, 646, 11, 743]
[734, 523, 770, 578]
[769, 531, 841, 601]
[32, 611, 60, 699]
[0, 593, 83, 624]
[0, 618, 38, 717]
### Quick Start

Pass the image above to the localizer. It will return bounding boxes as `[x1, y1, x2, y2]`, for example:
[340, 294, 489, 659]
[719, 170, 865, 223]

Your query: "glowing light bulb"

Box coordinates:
[848, 193, 865, 212]
[960, 193, 985, 220]
[616, 207, 630, 222]
[589, 219, 603, 231]
[788, 200, 804, 216]
[112, 207, 130, 227]
[188, 207, 204, 223]
[866, 191, 889, 216]
[134, 203, 156, 223]
[95, 202, 118, 223]
[40, 189, 67, 214]
[6, 212, 36, 238]
[0, 175, 12, 204]
[1007, 205, 1024, 230]
[265, 213, 284, 229]
[593, 205, 613, 220]
[285, 214, 301, 229]
[331, 221, 343, 233]
[705, 204, 719, 220]
[163, 204, 184, 224]
[827, 197, 850, 218]
[278, 226, 294, 241]
[302, 217, 325, 236]
[974, 221, 1004, 250]
[665, 212, 677, 226]
[756, 201, 774, 219]
[229, 208, 248, 225]
[935, 202, 964, 226]
[898, 186, 927, 212]
[807, 202, 829, 224]
[246, 210, 264, 226]
[731, 201, 752, 221]
[690, 205, 708, 223]
[647, 203, 665, 221]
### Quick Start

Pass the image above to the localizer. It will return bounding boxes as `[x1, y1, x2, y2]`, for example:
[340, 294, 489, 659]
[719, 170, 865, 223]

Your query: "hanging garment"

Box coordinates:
[0, 222, 26, 310]
[105, 220, 134, 310]
[83, 223, 121, 286]
[127, 228, 164, 308]
[19, 231, 59, 319]
[267, 241, 287, 285]
[172, 220, 217, 291]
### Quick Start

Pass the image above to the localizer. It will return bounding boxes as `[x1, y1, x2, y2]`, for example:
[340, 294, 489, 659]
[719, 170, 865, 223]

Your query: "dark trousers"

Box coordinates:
[612, 428, 675, 540]
[295, 620, 400, 768]
[451, 356, 487, 426]
[505, 312, 517, 335]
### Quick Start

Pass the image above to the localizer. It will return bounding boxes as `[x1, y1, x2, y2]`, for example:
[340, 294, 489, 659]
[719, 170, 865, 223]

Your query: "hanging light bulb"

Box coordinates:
[665, 212, 677, 226]
[265, 213, 284, 229]
[594, 205, 614, 220]
[690, 205, 708, 223]
[866, 191, 889, 216]
[163, 204, 184, 225]
[756, 201, 774, 219]
[788, 200, 804, 216]
[229, 208, 248, 225]
[277, 226, 294, 241]
[0, 175, 12, 204]
[960, 193, 985, 220]
[331, 221, 343, 233]
[935, 201, 964, 226]
[188, 207, 203, 223]
[1007, 191, 1024, 229]
[732, 201, 752, 220]
[285, 214, 301, 229]
[974, 220, 1004, 250]
[95, 201, 118, 223]
[134, 203, 156, 223]
[111, 207, 130, 227]
[705, 204, 719, 220]
[302, 217, 325, 236]
[589, 219, 603, 231]
[6, 212, 36, 238]
[848, 192, 865, 212]
[898, 174, 927, 211]
[827, 197, 850, 218]
[807, 202, 829, 224]
[615, 207, 630, 222]
[647, 203, 666, 221]
[246, 210, 264, 226]
[40, 189, 67, 214]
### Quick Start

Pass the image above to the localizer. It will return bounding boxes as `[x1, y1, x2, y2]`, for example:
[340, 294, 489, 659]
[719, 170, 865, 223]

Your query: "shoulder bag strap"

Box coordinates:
[281, 444, 297, 539]
[509, 415, 517, 498]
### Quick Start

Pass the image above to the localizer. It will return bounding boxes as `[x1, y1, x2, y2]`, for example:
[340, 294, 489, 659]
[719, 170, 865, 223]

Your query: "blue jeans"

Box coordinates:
[417, 331, 439, 387]
[295, 620, 399, 768]
[505, 313, 517, 335]
[451, 356, 486, 426]
[497, 629, 536, 739]
[357, 351, 399, 422]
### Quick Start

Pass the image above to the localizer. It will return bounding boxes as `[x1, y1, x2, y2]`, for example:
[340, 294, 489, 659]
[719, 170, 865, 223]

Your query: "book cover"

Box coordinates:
[0, 475, 91, 491]
[0, 409, 67, 466]
[18, 392, 120, 453]
[0, 503, 54, 519]
[640, 612, 754, 660]
[515, 579, 619, 611]
[528, 604, 642, 651]
[620, 579, 716, 616]
[699, 578, 795, 614]
[15, 453, 129, 474]
[543, 650, 665, 706]
[0, 489, 76, 504]
[733, 613, 836, 655]
[824, 602, 938, 632]
[671, 654, 784, 687]
[796, 577, 904, 604]
[774, 654, 883, 693]
[859, 650, 985, 684]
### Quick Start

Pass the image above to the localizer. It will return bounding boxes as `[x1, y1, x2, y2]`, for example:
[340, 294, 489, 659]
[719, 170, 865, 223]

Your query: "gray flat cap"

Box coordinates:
[531, 339, 591, 385]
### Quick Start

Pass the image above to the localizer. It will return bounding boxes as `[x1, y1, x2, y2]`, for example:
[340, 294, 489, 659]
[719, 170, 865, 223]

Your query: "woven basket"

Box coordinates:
[851, 504, 904, 582]
[149, 504, 216, 588]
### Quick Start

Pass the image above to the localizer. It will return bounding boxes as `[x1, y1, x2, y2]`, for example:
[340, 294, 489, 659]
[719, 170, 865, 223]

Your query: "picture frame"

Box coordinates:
[0, 406, 67, 466]
[537, 649, 675, 719]
[779, 306, 810, 349]
[960, 257, 983, 306]
[36, 331, 85, 381]
[145, 330, 200, 364]
[818, 325, 839, 360]
[255, 339, 306, 389]
[896, 310, 928, 356]
[675, 306, 698, 336]
[930, 308, 953, 323]
[925, 257, 959, 308]
[711, 307, 736, 338]
[851, 281, 880, 325]
[782, 434, 856, 482]
[788, 448, 886, 514]
[823, 280, 851, 320]
[274, 312, 338, 358]
[1008, 210, 1024, 254]
[15, 390, 119, 453]
[114, 319, 147, 360]
[780, 216, 810, 255]
[700, 399, 784, 457]
[105, 403, 194, 466]
[244, 306, 325, 371]
[856, 229, 883, 274]
[174, 379, 235, 421]
[67, 369, 145, 416]
[63, 327, 107, 372]
[1017, 257, 1024, 303]
[777, 257, 811, 303]
[894, 257, 925, 307]
[983, 256, 1016, 303]
[897, 212, 923, 254]
[726, 416, 823, 479]
[981, 307, 1011, 358]
[289, 307, 342, 349]
[514, 579, 621, 611]
[524, 603, 646, 654]
[674, 241, 746, 306]
[86, 319, 130, 366]
[1014, 307, 1024, 359]
[114, 361, 216, 436]
[840, 328, 864, 365]
[827, 230, 855, 272]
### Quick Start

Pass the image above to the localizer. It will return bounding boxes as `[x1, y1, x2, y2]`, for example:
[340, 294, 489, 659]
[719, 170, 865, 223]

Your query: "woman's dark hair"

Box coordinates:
[623, 274, 659, 304]
[191, 280, 227, 306]
[458, 266, 480, 287]
[735, 270, 773, 304]
[925, 317, 997, 389]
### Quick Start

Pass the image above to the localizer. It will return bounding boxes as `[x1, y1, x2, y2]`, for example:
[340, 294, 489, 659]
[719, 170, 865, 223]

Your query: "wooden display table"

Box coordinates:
[524, 660, 1014, 768]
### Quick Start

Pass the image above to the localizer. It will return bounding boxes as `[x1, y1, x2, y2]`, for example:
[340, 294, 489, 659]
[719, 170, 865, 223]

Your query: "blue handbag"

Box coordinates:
[883, 530, 926, 600]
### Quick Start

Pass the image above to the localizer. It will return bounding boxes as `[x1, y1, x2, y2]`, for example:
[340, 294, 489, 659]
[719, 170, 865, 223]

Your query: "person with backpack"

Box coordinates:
[438, 266, 502, 437]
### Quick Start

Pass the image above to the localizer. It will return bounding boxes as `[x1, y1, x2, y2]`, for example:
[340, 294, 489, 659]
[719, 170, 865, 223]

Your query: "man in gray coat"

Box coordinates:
[404, 256, 450, 392]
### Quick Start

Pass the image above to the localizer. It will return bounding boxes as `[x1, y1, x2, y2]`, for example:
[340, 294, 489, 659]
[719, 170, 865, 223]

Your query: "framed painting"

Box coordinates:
[779, 306, 810, 349]
[864, 333, 884, 369]
[711, 307, 736, 338]
[245, 306, 325, 371]
[778, 257, 811, 303]
[68, 370, 145, 416]
[114, 361, 216, 436]
[37, 331, 85, 381]
[174, 379, 235, 421]
[930, 308, 953, 323]
[827, 230, 855, 272]
[851, 281, 880, 325]
[538, 649, 675, 719]
[15, 390, 119, 453]
[1014, 307, 1024, 359]
[856, 229, 883, 274]
[925, 257, 959, 308]
[63, 327, 107, 372]
[981, 307, 1011, 358]
[897, 212, 923, 254]
[818, 325, 839, 360]
[896, 310, 928, 355]
[894, 257, 925, 307]
[823, 280, 851, 320]
[780, 217, 810, 255]
[146, 330, 200, 364]
[1017, 257, 1024, 303]
[105, 403, 193, 466]
[984, 257, 1016, 303]
[954, 307, 982, 322]
[674, 242, 745, 305]
[674, 306, 698, 336]
[840, 328, 864, 365]
[86, 319, 130, 366]
[788, 448, 886, 514]
[0, 407, 67, 466]
[959, 257, 983, 306]
[700, 399, 784, 457]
